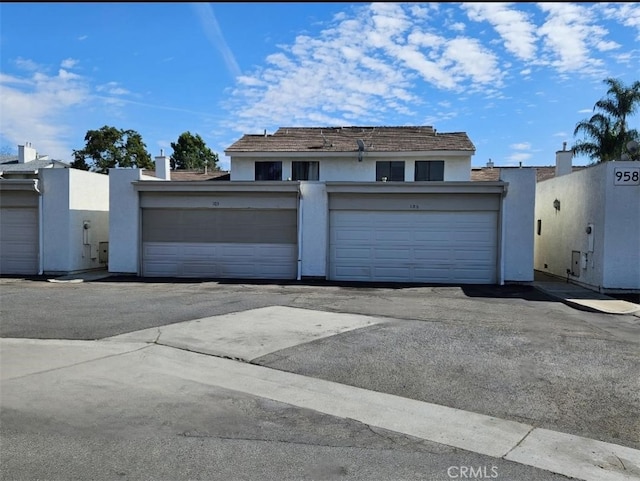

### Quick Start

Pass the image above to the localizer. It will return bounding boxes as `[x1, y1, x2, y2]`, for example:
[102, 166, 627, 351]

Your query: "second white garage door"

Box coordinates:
[330, 210, 498, 284]
[142, 208, 298, 279]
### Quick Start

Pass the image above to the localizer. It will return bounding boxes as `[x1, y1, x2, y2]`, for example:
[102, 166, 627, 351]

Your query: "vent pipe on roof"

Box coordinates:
[264, 129, 267, 137]
[555, 143, 573, 177]
[155, 150, 171, 180]
[18, 143, 37, 164]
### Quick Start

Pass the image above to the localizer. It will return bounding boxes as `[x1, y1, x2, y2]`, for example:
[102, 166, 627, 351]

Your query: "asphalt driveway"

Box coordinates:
[1, 276, 639, 480]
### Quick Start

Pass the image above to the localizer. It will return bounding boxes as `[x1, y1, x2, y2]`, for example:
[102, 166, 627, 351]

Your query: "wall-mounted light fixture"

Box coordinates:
[553, 199, 561, 211]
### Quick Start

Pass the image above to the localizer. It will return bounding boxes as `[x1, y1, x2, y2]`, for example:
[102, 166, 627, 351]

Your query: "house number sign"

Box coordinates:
[614, 168, 639, 186]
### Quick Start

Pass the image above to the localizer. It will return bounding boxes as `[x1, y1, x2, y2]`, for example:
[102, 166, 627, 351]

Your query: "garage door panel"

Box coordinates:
[0, 207, 39, 275]
[373, 266, 412, 278]
[335, 265, 371, 280]
[334, 230, 372, 242]
[143, 209, 297, 244]
[330, 210, 498, 284]
[373, 248, 411, 261]
[143, 241, 296, 279]
[374, 230, 412, 242]
[142, 207, 298, 279]
[334, 247, 372, 260]
[413, 248, 453, 261]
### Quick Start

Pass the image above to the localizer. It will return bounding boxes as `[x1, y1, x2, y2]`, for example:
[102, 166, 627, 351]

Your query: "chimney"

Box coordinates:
[555, 142, 573, 177]
[154, 149, 171, 180]
[486, 158, 494, 169]
[18, 143, 37, 163]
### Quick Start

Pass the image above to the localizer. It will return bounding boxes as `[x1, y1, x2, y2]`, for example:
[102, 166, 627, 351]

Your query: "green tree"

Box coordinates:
[170, 131, 219, 171]
[70, 149, 90, 171]
[573, 77, 640, 163]
[73, 125, 154, 174]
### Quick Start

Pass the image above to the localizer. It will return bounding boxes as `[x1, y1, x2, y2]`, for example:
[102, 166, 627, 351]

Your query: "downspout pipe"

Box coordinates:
[498, 185, 507, 285]
[297, 188, 303, 281]
[35, 179, 44, 275]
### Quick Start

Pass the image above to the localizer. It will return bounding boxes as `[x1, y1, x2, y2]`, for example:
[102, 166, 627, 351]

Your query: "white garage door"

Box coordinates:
[142, 208, 298, 279]
[330, 210, 498, 284]
[0, 207, 39, 275]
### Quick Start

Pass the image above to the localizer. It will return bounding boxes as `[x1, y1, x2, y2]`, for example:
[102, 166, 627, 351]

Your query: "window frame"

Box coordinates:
[291, 161, 320, 181]
[414, 160, 445, 181]
[376, 161, 405, 181]
[254, 161, 283, 181]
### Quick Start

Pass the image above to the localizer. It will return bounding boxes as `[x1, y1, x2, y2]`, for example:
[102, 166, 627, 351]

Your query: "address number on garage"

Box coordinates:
[614, 168, 640, 185]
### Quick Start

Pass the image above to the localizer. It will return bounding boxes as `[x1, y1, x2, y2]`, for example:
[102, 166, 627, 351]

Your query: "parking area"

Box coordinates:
[1, 276, 639, 480]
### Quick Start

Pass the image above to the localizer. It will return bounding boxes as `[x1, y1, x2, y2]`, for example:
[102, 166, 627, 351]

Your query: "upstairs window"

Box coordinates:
[415, 160, 444, 181]
[255, 161, 282, 181]
[376, 161, 405, 181]
[292, 161, 319, 181]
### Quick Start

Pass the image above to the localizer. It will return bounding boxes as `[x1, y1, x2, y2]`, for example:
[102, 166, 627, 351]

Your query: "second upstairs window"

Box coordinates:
[292, 161, 320, 181]
[415, 160, 444, 181]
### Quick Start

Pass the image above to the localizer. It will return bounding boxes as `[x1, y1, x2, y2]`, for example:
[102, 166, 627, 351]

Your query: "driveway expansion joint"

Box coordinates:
[502, 425, 536, 459]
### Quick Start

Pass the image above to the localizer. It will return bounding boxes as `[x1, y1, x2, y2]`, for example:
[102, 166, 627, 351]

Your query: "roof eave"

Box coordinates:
[225, 150, 474, 158]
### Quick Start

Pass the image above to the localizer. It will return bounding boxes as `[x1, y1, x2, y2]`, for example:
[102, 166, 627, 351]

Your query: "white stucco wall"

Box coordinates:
[40, 168, 109, 274]
[109, 168, 149, 274]
[536, 161, 640, 291]
[299, 182, 328, 278]
[40, 168, 71, 273]
[500, 168, 536, 282]
[230, 155, 471, 182]
[601, 162, 640, 289]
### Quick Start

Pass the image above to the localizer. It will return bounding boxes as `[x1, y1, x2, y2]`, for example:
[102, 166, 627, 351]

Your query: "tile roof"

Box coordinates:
[471, 165, 589, 183]
[142, 169, 230, 181]
[0, 157, 69, 173]
[225, 126, 475, 153]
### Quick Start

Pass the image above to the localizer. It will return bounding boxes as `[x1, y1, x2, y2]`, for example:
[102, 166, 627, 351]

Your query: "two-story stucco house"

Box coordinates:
[226, 126, 474, 182]
[108, 126, 535, 285]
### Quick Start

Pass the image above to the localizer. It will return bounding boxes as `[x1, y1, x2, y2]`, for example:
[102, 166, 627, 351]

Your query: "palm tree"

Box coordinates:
[573, 77, 640, 163]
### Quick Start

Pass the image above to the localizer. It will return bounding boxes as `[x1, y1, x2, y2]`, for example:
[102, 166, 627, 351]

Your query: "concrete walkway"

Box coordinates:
[532, 271, 640, 316]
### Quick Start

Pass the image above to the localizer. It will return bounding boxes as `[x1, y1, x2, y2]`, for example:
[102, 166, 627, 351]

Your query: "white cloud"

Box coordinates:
[536, 3, 610, 75]
[226, 3, 513, 135]
[61, 58, 79, 69]
[0, 65, 91, 160]
[0, 73, 31, 85]
[96, 81, 131, 96]
[191, 2, 241, 79]
[462, 3, 538, 61]
[77, 35, 88, 41]
[15, 57, 39, 71]
[510, 142, 532, 150]
[507, 152, 532, 163]
[600, 3, 640, 41]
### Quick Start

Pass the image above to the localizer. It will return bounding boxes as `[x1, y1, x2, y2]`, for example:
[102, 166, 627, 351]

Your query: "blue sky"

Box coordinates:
[1, 2, 639, 171]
